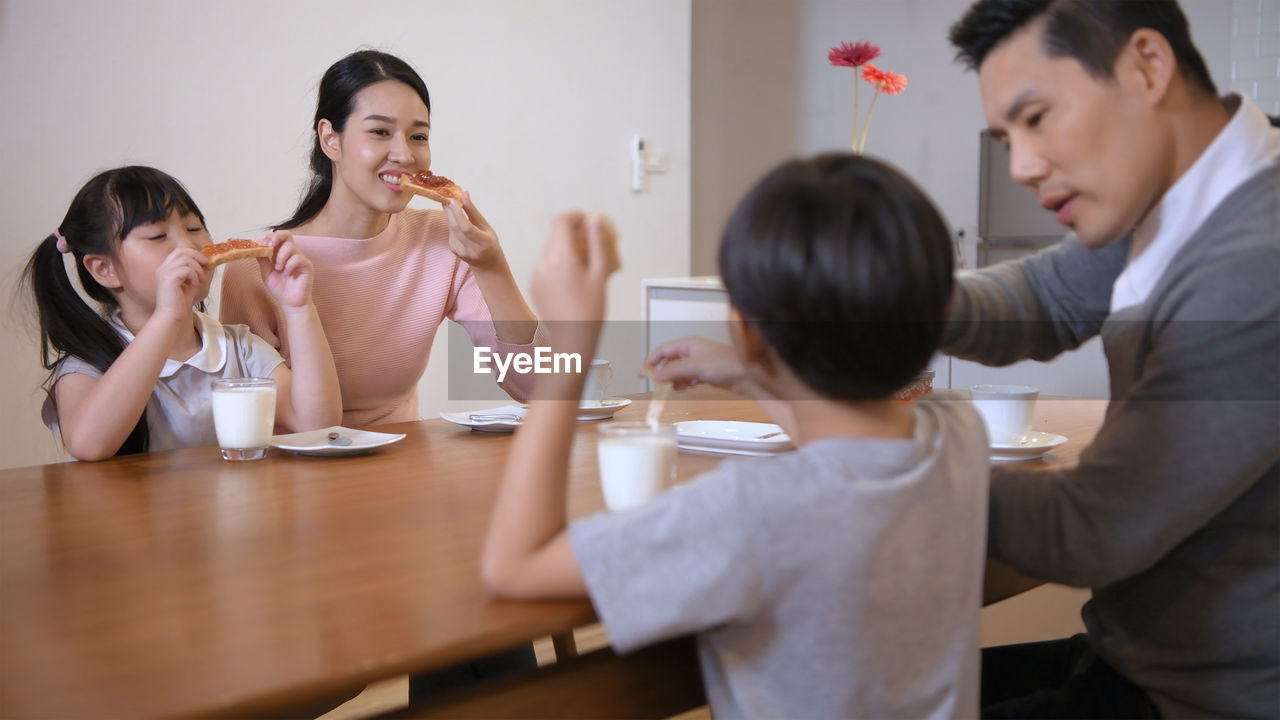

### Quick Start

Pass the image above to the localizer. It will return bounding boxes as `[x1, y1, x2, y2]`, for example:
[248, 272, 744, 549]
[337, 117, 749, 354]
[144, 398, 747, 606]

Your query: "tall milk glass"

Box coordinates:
[596, 422, 676, 511]
[211, 378, 277, 461]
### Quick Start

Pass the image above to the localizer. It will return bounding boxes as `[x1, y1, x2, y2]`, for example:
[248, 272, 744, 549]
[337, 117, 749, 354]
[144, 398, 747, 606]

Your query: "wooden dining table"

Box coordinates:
[0, 388, 1106, 719]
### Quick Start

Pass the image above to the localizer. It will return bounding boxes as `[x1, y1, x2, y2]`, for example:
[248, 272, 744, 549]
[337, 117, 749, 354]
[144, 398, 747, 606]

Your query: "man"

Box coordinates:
[649, 1, 1278, 717]
[945, 1, 1277, 716]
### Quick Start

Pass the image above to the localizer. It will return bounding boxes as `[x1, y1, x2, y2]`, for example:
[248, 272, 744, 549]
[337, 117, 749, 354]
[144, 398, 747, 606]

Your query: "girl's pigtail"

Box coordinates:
[24, 232, 149, 455]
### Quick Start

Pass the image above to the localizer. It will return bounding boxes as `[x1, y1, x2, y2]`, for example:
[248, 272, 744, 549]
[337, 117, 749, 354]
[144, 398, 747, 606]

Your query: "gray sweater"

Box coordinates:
[943, 163, 1279, 719]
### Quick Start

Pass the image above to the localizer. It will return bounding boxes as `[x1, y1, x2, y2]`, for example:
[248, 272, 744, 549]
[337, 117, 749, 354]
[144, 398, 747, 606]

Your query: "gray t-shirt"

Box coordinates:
[570, 397, 989, 720]
[42, 311, 285, 453]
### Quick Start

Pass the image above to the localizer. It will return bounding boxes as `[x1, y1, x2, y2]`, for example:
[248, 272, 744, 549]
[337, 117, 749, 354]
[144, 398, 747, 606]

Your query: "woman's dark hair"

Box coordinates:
[276, 49, 432, 230]
[949, 0, 1217, 97]
[22, 166, 207, 456]
[719, 154, 954, 402]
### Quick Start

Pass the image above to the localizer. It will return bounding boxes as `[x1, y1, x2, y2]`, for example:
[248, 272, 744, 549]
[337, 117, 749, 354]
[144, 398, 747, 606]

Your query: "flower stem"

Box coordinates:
[857, 87, 881, 153]
[852, 72, 861, 153]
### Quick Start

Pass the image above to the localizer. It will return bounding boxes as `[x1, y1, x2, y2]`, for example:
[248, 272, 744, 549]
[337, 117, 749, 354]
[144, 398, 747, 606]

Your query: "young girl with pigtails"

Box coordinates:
[24, 165, 341, 461]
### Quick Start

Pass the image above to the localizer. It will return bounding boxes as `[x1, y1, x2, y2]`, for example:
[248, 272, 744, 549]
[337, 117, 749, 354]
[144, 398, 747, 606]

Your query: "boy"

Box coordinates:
[482, 154, 990, 718]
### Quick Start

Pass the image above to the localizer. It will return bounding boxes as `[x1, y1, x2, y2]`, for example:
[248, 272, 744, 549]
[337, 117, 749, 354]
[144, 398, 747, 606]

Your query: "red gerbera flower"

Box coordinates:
[828, 41, 880, 67]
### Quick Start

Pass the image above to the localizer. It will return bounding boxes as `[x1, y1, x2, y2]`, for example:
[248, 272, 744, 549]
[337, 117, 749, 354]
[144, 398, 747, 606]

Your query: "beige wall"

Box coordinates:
[0, 0, 691, 469]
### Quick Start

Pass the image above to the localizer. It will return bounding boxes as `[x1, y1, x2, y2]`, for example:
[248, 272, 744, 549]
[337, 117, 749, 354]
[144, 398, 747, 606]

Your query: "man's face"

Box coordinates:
[978, 20, 1167, 248]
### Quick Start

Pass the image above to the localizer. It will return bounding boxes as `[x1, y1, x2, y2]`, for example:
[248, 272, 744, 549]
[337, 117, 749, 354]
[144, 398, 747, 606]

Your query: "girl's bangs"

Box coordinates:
[109, 170, 206, 240]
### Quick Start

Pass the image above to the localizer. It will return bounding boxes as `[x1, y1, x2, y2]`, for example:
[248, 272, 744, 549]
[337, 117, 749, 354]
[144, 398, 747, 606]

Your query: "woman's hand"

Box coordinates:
[154, 247, 210, 323]
[257, 231, 315, 309]
[445, 191, 504, 270]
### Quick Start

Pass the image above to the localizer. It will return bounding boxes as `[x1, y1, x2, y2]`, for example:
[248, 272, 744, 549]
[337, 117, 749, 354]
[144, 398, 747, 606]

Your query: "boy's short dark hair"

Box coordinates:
[718, 154, 953, 402]
[949, 0, 1217, 97]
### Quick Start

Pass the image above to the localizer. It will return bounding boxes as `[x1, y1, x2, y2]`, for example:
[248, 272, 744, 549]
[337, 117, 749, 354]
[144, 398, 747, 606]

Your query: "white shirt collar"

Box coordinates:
[108, 310, 229, 377]
[1111, 94, 1280, 312]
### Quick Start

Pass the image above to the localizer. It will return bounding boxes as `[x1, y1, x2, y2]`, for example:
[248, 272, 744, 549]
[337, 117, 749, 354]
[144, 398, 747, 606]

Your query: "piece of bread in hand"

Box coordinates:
[201, 239, 273, 268]
[401, 171, 464, 205]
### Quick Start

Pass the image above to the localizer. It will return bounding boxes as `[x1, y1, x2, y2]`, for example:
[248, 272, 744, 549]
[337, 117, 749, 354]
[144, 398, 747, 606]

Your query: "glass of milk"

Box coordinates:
[596, 422, 677, 511]
[211, 378, 277, 461]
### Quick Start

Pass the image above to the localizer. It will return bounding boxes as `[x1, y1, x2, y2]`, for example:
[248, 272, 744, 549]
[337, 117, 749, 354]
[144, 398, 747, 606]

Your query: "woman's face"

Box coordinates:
[322, 79, 432, 216]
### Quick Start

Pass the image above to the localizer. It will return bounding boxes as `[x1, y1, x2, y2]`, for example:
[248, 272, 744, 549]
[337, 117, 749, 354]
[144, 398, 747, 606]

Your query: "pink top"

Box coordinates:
[220, 209, 541, 426]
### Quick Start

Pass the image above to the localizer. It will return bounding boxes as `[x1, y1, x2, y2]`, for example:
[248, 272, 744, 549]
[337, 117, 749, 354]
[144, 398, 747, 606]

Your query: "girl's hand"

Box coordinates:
[257, 231, 315, 309]
[445, 191, 504, 270]
[154, 247, 210, 322]
[531, 212, 620, 325]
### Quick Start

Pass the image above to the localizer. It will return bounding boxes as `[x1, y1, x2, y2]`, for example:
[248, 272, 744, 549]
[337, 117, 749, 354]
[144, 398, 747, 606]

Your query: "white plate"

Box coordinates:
[674, 420, 795, 453]
[989, 431, 1068, 463]
[440, 398, 634, 433]
[677, 443, 782, 458]
[270, 426, 407, 456]
[440, 405, 526, 432]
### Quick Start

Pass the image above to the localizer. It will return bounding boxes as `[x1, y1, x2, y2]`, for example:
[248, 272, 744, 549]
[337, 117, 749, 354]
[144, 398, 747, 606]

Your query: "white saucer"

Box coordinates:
[270, 426, 407, 456]
[440, 398, 634, 433]
[576, 397, 632, 419]
[674, 420, 795, 453]
[989, 431, 1068, 463]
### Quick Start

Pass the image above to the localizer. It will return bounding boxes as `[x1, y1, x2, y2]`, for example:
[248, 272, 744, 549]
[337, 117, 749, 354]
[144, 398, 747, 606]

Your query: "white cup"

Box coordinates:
[970, 384, 1039, 445]
[596, 422, 676, 511]
[581, 359, 614, 408]
[211, 378, 277, 461]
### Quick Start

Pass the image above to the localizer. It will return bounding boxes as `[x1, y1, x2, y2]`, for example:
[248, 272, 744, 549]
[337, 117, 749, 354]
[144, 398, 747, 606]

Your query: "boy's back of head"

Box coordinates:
[718, 153, 953, 401]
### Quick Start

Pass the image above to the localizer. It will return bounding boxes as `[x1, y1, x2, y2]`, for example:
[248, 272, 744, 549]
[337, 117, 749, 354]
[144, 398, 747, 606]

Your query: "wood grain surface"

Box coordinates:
[0, 389, 1105, 718]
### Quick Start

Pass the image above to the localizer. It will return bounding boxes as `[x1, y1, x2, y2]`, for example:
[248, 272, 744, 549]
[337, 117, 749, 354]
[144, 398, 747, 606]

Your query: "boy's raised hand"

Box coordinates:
[531, 211, 620, 328]
[257, 231, 315, 309]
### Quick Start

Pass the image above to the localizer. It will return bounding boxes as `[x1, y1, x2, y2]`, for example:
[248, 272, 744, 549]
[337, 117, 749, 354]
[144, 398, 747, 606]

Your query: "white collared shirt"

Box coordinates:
[1111, 94, 1280, 312]
[42, 311, 285, 453]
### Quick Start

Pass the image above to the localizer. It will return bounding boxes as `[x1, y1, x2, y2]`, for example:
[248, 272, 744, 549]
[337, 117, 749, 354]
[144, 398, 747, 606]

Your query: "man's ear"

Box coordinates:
[1118, 28, 1177, 106]
[82, 254, 122, 291]
[317, 119, 342, 162]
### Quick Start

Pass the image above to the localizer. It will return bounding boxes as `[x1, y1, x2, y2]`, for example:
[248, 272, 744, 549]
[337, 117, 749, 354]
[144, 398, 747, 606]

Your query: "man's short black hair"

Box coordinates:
[718, 154, 953, 402]
[949, 0, 1217, 97]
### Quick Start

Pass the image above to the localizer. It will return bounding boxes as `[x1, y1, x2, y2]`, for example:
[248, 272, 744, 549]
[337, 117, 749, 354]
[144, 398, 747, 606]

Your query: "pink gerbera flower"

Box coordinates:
[861, 64, 909, 95]
[830, 44, 907, 153]
[854, 64, 910, 152]
[878, 71, 908, 96]
[828, 41, 880, 67]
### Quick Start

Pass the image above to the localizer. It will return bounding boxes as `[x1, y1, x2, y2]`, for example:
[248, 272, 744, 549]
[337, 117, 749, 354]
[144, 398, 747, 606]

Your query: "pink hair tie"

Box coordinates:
[53, 229, 69, 254]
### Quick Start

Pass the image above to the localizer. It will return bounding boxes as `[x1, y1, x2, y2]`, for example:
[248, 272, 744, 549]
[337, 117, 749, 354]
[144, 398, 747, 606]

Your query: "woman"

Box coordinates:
[221, 49, 541, 427]
[220, 49, 541, 700]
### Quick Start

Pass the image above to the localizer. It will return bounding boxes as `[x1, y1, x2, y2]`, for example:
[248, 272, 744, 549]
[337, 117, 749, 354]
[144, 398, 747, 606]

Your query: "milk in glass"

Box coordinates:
[211, 378, 277, 460]
[596, 423, 676, 511]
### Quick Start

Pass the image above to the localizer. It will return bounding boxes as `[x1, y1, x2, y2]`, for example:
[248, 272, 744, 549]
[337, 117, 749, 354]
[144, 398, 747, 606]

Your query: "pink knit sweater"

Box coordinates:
[220, 209, 540, 426]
